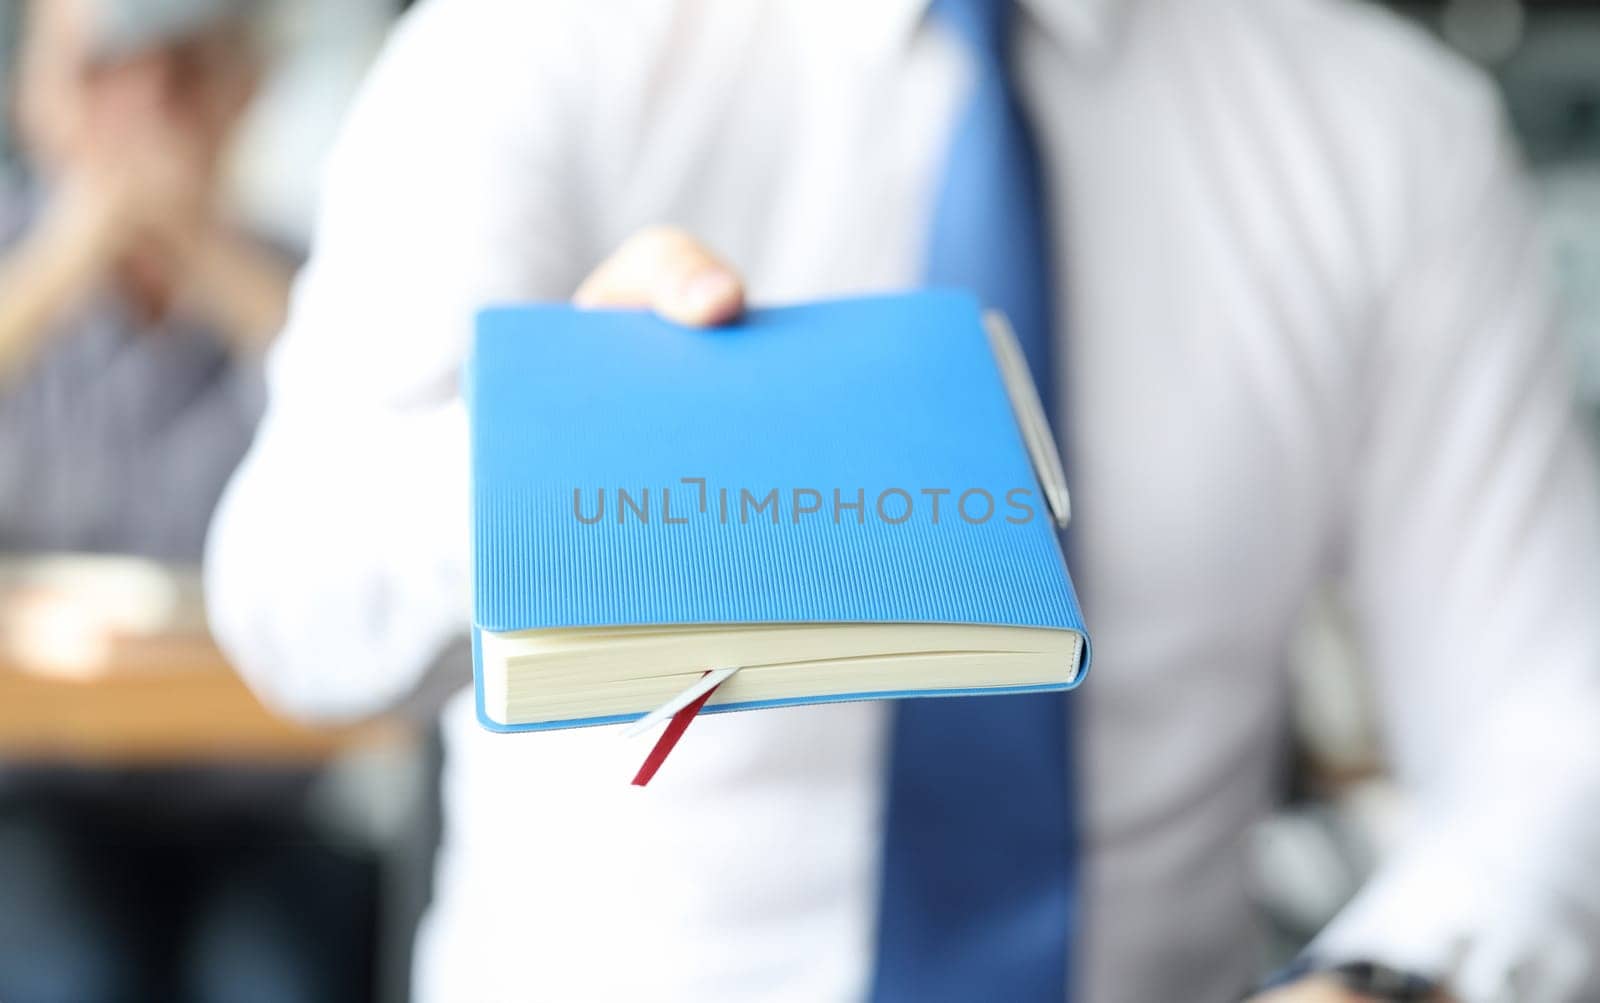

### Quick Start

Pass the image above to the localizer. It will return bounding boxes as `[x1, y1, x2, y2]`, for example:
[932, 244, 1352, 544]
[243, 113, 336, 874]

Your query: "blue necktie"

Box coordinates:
[871, 1, 1076, 1000]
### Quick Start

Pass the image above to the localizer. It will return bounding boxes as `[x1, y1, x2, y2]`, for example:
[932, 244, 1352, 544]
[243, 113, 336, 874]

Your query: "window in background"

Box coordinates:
[227, 0, 396, 247]
[1491, 6, 1600, 404]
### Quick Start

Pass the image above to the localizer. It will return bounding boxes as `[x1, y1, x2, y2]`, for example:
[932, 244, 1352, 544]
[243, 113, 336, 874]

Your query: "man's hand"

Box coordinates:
[1249, 976, 1371, 1002]
[0, 162, 141, 384]
[1249, 974, 1453, 1002]
[574, 226, 744, 326]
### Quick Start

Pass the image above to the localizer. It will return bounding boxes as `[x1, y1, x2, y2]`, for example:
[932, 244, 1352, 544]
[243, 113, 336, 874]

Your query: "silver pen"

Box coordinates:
[984, 310, 1072, 530]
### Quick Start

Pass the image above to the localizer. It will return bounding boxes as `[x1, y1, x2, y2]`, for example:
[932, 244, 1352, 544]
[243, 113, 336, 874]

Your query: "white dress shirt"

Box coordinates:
[205, 0, 1600, 999]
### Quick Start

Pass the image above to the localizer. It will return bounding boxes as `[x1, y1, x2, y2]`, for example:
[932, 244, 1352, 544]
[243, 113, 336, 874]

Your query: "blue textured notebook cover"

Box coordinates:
[467, 290, 1089, 732]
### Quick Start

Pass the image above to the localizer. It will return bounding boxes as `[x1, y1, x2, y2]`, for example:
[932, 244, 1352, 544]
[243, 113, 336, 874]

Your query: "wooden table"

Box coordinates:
[0, 555, 403, 763]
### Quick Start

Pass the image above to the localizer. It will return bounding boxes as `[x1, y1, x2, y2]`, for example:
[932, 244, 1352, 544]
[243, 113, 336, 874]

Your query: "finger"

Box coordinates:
[1244, 976, 1360, 1003]
[572, 226, 744, 327]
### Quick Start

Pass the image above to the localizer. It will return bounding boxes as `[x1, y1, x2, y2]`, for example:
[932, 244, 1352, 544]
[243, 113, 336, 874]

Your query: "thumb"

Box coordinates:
[572, 225, 744, 327]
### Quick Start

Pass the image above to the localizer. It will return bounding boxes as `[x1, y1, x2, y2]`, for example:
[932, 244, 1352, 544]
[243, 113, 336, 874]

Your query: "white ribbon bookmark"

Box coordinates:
[622, 666, 740, 739]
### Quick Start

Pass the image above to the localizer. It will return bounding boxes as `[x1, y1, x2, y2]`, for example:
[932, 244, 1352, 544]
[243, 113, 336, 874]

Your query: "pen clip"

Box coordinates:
[984, 310, 1072, 530]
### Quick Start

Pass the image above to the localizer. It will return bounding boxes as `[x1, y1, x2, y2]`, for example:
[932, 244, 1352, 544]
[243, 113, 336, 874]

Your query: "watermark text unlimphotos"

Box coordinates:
[572, 478, 1044, 527]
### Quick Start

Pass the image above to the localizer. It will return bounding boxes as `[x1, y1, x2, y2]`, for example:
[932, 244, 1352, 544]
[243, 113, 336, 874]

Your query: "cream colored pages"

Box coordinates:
[480, 623, 1083, 726]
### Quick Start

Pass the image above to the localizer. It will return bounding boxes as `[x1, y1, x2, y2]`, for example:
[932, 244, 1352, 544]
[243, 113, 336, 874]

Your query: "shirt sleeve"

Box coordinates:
[1311, 80, 1600, 1000]
[204, 0, 588, 721]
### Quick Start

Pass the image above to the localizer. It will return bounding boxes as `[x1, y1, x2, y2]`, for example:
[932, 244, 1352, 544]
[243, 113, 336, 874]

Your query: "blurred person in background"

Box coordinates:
[0, 1, 371, 1001]
[207, 0, 1600, 1001]
[0, 0, 290, 553]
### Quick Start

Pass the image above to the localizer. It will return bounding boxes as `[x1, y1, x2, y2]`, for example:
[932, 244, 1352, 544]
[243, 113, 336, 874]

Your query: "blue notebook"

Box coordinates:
[467, 290, 1089, 732]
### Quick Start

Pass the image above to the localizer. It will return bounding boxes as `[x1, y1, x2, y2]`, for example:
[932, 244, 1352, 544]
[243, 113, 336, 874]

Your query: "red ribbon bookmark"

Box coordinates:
[631, 674, 727, 786]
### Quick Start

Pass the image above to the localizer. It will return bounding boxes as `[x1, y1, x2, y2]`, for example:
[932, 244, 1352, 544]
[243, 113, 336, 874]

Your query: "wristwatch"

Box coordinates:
[1262, 957, 1441, 1001]
[1323, 960, 1440, 1000]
